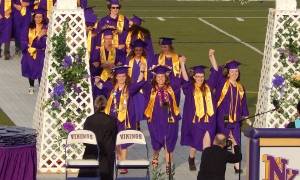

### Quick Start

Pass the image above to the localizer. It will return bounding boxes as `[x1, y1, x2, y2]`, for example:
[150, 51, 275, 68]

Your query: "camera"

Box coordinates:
[225, 138, 232, 150]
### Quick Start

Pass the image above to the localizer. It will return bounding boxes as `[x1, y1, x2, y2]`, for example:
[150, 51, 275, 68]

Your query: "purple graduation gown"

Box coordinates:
[20, 27, 47, 79]
[153, 54, 182, 105]
[96, 15, 129, 49]
[88, 28, 100, 77]
[142, 83, 181, 152]
[215, 69, 249, 145]
[0, 1, 12, 44]
[125, 58, 149, 122]
[92, 48, 126, 99]
[180, 69, 218, 151]
[12, 0, 31, 43]
[123, 31, 155, 64]
[104, 81, 146, 149]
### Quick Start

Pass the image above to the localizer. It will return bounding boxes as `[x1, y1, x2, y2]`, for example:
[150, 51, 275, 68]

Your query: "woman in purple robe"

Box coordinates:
[12, 0, 31, 54]
[123, 15, 155, 62]
[143, 65, 181, 174]
[94, 64, 146, 174]
[96, 0, 129, 51]
[153, 37, 186, 105]
[92, 28, 126, 99]
[125, 39, 150, 128]
[211, 50, 249, 173]
[0, 0, 12, 60]
[20, 9, 47, 94]
[180, 49, 218, 171]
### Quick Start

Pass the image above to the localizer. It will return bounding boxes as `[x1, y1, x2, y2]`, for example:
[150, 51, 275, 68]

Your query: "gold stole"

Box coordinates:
[217, 80, 244, 123]
[20, 0, 26, 16]
[101, 15, 125, 48]
[128, 56, 147, 81]
[46, 0, 53, 19]
[193, 84, 214, 123]
[99, 46, 116, 81]
[144, 86, 180, 123]
[105, 86, 131, 128]
[27, 28, 42, 60]
[125, 31, 144, 53]
[4, 0, 11, 18]
[158, 53, 181, 76]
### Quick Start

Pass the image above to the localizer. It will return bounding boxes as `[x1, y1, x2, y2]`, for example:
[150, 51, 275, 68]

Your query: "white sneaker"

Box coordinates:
[28, 87, 34, 95]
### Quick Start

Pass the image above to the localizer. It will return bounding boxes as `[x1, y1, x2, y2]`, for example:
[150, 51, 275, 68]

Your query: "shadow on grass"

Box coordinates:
[0, 108, 15, 126]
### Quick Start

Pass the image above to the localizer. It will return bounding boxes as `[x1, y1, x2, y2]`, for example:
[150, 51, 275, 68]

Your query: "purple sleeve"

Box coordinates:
[79, 0, 87, 8]
[141, 81, 152, 102]
[241, 88, 249, 117]
[182, 80, 193, 96]
[20, 27, 29, 52]
[145, 37, 155, 67]
[129, 80, 147, 96]
[206, 67, 219, 89]
[32, 35, 47, 49]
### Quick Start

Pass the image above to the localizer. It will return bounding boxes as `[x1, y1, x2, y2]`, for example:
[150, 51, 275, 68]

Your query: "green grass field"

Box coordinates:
[88, 0, 280, 116]
[0, 108, 14, 126]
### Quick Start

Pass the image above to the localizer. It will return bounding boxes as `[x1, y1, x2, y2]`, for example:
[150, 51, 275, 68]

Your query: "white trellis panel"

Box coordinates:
[254, 8, 300, 128]
[33, 7, 94, 173]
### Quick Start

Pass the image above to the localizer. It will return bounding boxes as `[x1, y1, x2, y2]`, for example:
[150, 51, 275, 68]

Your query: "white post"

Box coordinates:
[33, 1, 94, 173]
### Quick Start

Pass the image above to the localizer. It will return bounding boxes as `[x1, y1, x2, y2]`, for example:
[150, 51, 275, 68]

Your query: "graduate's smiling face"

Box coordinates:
[193, 73, 205, 85]
[228, 69, 239, 81]
[104, 35, 113, 47]
[34, 14, 43, 25]
[134, 47, 143, 57]
[160, 45, 170, 53]
[116, 73, 127, 84]
[156, 74, 166, 86]
[110, 5, 120, 16]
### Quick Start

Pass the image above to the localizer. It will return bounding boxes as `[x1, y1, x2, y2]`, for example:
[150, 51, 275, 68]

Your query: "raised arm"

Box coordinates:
[209, 49, 218, 71]
[179, 55, 189, 81]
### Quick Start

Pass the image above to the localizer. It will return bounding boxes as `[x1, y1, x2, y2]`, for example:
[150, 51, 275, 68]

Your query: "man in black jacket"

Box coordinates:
[197, 133, 242, 180]
[78, 95, 118, 180]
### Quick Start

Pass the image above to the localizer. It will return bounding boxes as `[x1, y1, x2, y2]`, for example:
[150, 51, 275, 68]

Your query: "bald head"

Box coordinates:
[213, 133, 227, 147]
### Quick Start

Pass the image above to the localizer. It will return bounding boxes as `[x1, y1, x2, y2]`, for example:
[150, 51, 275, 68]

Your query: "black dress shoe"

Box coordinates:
[188, 156, 196, 171]
[234, 166, 243, 174]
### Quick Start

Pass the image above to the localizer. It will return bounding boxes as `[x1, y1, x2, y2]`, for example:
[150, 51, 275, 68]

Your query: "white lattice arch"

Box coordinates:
[33, 7, 94, 173]
[254, 8, 300, 128]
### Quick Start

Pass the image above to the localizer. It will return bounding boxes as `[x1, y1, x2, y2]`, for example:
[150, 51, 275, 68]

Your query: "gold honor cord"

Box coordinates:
[144, 86, 180, 123]
[217, 80, 244, 123]
[27, 28, 42, 60]
[99, 46, 116, 81]
[193, 84, 214, 123]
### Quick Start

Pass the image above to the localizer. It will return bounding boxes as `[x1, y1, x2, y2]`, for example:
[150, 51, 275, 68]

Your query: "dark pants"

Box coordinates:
[29, 78, 41, 87]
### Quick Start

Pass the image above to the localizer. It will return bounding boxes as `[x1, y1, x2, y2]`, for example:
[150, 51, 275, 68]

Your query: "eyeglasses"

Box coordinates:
[111, 6, 120, 9]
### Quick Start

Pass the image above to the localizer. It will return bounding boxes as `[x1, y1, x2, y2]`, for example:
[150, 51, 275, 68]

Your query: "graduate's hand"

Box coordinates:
[21, 1, 30, 7]
[94, 76, 103, 89]
[179, 55, 187, 64]
[0, 14, 3, 19]
[4, 9, 12, 18]
[140, 62, 146, 72]
[229, 131, 237, 146]
[14, 4, 22, 11]
[118, 44, 125, 49]
[93, 62, 100, 68]
[209, 49, 215, 57]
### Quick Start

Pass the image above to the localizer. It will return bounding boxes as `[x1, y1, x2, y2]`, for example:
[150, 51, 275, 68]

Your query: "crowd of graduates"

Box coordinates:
[0, 0, 249, 175]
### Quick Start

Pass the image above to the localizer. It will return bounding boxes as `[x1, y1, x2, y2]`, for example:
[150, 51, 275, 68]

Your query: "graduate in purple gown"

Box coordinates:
[0, 0, 12, 60]
[94, 64, 146, 174]
[12, 0, 31, 54]
[126, 39, 150, 127]
[84, 7, 99, 77]
[180, 49, 219, 171]
[124, 15, 155, 61]
[92, 28, 126, 99]
[20, 8, 47, 94]
[153, 37, 187, 105]
[33, 0, 56, 19]
[96, 0, 129, 50]
[143, 65, 181, 174]
[210, 50, 249, 172]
